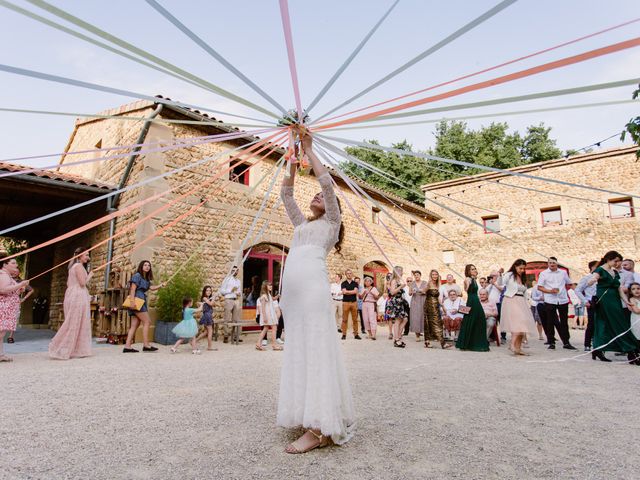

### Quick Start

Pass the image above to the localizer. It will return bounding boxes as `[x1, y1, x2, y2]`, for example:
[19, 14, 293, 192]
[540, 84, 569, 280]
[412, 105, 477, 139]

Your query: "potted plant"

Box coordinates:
[154, 257, 206, 345]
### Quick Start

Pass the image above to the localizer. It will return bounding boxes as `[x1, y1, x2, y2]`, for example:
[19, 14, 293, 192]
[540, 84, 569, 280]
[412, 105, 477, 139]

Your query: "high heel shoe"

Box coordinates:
[626, 351, 640, 365]
[591, 351, 611, 362]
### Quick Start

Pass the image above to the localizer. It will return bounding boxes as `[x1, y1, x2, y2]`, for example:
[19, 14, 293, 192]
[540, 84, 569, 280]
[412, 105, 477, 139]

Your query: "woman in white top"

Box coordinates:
[499, 259, 536, 355]
[278, 131, 354, 453]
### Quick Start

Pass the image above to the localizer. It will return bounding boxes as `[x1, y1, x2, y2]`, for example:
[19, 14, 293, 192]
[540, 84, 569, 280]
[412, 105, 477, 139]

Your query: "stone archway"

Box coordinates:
[363, 260, 390, 294]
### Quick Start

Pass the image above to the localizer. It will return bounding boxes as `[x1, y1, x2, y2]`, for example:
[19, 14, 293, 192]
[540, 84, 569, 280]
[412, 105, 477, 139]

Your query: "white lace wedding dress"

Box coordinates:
[277, 172, 355, 444]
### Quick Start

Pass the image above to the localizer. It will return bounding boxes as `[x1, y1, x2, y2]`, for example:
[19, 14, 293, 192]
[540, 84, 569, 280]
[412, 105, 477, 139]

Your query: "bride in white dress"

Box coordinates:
[277, 131, 355, 454]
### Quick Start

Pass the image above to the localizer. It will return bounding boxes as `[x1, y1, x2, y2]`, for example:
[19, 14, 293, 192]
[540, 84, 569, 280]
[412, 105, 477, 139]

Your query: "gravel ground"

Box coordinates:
[1, 327, 638, 480]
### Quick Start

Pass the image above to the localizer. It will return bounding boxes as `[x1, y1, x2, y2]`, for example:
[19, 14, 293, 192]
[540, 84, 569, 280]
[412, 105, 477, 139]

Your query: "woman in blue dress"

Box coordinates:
[123, 260, 164, 353]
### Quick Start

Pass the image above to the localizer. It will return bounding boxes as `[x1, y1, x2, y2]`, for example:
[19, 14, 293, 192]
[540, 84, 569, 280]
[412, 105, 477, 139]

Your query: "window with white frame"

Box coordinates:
[482, 215, 500, 234]
[608, 198, 634, 219]
[541, 207, 562, 227]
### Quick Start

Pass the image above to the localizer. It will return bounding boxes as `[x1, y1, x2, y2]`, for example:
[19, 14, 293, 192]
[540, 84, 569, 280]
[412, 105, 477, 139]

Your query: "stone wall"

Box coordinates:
[53, 102, 441, 327]
[421, 147, 640, 280]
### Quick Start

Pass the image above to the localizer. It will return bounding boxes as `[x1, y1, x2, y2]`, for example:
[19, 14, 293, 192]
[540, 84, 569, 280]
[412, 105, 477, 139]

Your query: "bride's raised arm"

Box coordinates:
[301, 133, 341, 225]
[280, 143, 306, 227]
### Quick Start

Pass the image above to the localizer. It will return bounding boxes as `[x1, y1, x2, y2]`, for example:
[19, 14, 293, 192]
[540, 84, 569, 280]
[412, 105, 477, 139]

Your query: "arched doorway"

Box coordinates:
[525, 261, 570, 286]
[242, 243, 288, 320]
[363, 260, 390, 293]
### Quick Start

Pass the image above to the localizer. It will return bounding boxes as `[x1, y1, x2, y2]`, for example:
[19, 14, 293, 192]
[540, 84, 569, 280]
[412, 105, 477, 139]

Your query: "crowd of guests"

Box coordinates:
[2, 247, 639, 365]
[329, 253, 640, 364]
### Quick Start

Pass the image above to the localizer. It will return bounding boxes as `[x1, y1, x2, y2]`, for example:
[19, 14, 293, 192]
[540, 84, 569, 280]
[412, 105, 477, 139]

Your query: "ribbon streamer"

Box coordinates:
[25, 138, 285, 282]
[325, 99, 639, 131]
[0, 0, 272, 123]
[318, 146, 464, 279]
[278, 0, 304, 119]
[2, 134, 286, 263]
[315, 38, 640, 130]
[0, 128, 277, 178]
[313, 0, 517, 123]
[317, 16, 640, 125]
[315, 138, 471, 253]
[320, 134, 640, 201]
[0, 130, 284, 236]
[305, 0, 400, 113]
[145, 0, 286, 115]
[0, 63, 275, 124]
[23, 0, 280, 119]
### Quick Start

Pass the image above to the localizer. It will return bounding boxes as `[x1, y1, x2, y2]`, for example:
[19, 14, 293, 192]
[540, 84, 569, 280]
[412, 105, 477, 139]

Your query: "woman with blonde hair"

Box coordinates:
[424, 269, 450, 349]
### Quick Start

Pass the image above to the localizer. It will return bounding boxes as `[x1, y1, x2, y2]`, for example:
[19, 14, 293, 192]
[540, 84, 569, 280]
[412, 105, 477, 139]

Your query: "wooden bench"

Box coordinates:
[212, 318, 258, 345]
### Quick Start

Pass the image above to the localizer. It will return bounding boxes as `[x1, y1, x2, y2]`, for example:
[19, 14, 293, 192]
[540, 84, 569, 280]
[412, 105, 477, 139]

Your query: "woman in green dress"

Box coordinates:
[456, 264, 490, 352]
[588, 250, 640, 365]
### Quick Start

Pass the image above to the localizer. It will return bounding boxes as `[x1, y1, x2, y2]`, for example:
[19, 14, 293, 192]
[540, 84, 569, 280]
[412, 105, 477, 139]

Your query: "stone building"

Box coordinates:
[2, 98, 442, 334]
[421, 146, 640, 282]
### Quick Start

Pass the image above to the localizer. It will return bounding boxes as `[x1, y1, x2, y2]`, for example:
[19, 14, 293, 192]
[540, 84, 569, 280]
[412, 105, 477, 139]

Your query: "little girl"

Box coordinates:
[195, 286, 217, 351]
[628, 282, 640, 343]
[171, 297, 202, 354]
[255, 281, 282, 351]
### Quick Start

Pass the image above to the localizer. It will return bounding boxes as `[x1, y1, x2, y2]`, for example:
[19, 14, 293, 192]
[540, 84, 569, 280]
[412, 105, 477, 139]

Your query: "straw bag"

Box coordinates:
[122, 297, 145, 311]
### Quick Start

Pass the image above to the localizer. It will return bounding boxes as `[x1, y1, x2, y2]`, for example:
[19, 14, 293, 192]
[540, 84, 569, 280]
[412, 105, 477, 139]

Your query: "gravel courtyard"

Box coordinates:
[2, 328, 638, 480]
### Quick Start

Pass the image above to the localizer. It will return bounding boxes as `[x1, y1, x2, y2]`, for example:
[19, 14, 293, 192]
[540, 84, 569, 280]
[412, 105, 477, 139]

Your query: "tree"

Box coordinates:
[343, 140, 429, 203]
[621, 84, 640, 158]
[521, 124, 562, 163]
[339, 120, 565, 201]
[0, 237, 28, 273]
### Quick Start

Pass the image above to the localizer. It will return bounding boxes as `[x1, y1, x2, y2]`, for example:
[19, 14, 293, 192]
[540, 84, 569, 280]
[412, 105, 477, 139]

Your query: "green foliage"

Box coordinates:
[0, 237, 28, 274]
[155, 257, 206, 322]
[344, 140, 429, 203]
[340, 120, 565, 201]
[620, 84, 640, 159]
[521, 124, 562, 163]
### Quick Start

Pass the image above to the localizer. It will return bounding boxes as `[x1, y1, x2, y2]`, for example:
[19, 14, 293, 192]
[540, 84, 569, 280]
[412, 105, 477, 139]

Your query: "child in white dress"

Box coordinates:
[255, 281, 282, 351]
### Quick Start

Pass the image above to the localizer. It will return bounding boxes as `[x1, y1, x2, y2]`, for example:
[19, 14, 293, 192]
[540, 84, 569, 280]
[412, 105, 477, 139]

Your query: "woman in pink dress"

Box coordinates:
[49, 248, 93, 360]
[0, 255, 29, 362]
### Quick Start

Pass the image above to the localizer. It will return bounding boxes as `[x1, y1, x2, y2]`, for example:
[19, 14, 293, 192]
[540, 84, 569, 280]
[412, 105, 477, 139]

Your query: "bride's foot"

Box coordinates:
[285, 429, 332, 454]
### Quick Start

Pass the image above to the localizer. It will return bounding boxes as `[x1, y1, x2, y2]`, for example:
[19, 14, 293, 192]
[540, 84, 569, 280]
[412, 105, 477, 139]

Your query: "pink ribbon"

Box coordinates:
[0, 127, 277, 179]
[279, 0, 303, 119]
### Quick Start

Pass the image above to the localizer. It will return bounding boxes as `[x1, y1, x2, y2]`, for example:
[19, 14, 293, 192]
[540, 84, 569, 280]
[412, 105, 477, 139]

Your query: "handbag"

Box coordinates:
[122, 296, 145, 311]
[458, 305, 471, 314]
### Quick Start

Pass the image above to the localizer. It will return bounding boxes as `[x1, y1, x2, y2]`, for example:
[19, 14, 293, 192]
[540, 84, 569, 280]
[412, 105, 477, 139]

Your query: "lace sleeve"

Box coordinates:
[280, 184, 306, 227]
[317, 173, 341, 225]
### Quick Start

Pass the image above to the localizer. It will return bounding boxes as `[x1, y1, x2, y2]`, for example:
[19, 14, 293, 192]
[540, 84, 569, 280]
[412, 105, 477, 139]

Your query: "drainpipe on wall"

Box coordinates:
[103, 103, 163, 291]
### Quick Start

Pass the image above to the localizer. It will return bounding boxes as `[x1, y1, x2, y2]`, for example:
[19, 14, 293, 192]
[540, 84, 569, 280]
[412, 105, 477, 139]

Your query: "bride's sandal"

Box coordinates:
[285, 430, 332, 454]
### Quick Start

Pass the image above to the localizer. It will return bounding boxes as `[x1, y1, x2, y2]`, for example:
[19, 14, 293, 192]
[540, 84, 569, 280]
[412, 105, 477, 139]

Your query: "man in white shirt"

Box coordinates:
[575, 260, 598, 351]
[218, 265, 241, 343]
[442, 290, 465, 341]
[439, 274, 462, 304]
[330, 273, 343, 333]
[536, 257, 576, 350]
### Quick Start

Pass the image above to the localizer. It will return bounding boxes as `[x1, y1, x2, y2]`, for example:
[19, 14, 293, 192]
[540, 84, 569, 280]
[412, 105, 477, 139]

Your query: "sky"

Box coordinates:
[0, 0, 638, 166]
